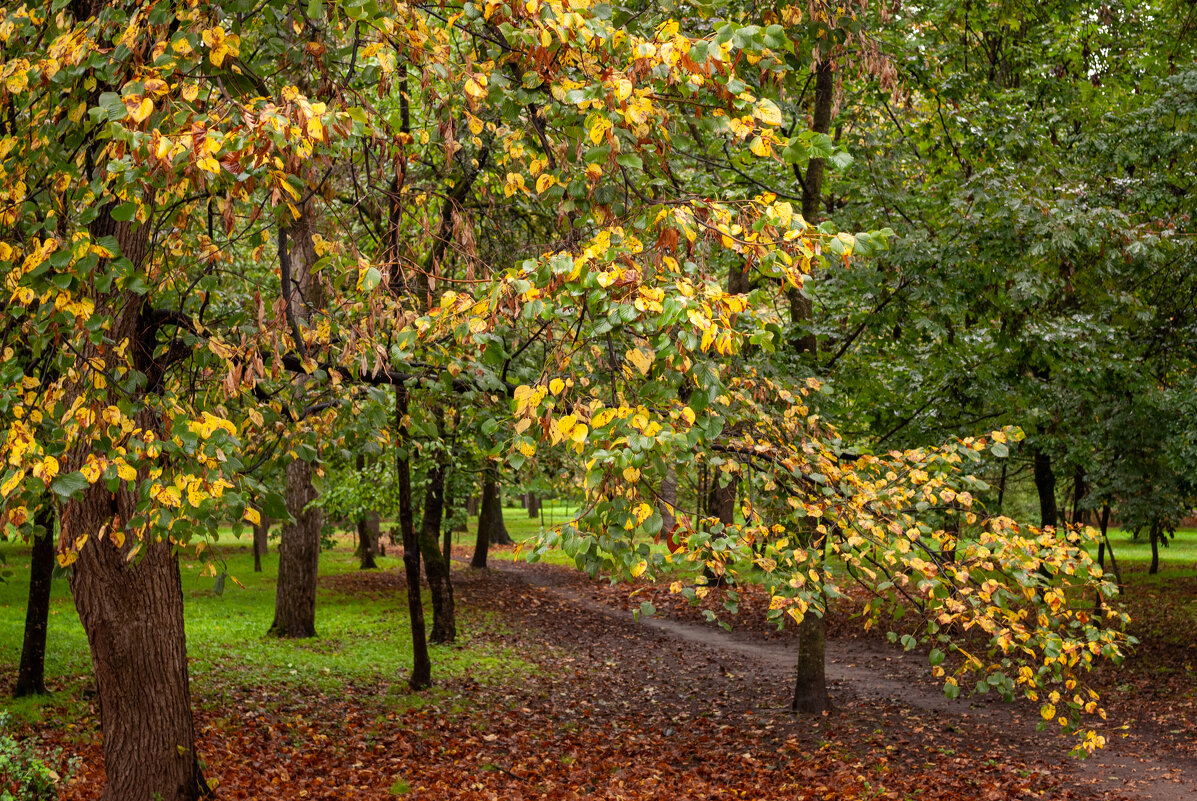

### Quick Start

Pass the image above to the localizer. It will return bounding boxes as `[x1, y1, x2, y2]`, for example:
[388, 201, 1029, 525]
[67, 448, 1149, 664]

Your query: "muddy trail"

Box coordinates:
[477, 558, 1197, 801]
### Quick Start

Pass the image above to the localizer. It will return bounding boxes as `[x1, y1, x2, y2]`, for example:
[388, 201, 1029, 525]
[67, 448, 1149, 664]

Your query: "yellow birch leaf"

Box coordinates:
[243, 507, 261, 526]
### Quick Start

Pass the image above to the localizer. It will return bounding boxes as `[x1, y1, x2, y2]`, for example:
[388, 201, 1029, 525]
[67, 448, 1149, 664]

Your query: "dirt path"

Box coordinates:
[492, 559, 1197, 801]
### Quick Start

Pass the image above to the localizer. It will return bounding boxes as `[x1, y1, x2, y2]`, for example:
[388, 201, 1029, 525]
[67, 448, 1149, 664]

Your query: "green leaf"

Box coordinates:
[929, 648, 945, 666]
[360, 266, 382, 293]
[639, 601, 656, 618]
[51, 472, 90, 500]
[111, 202, 137, 222]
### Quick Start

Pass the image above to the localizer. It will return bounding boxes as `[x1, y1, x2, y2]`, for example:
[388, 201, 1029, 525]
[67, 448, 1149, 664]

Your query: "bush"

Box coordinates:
[0, 714, 66, 801]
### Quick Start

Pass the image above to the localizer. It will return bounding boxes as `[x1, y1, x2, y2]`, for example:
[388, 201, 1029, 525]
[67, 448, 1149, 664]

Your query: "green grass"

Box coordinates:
[1103, 527, 1197, 568]
[0, 530, 536, 726]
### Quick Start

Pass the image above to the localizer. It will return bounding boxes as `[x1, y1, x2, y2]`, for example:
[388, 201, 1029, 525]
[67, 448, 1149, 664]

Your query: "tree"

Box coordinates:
[0, 1, 1141, 791]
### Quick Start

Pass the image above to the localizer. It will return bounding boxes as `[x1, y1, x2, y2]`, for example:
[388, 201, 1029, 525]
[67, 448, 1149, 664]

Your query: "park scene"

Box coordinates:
[0, 0, 1195, 799]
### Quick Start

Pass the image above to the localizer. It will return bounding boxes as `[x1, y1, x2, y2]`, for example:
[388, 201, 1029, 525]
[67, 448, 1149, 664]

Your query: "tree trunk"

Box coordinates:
[791, 613, 830, 713]
[1149, 520, 1161, 575]
[788, 58, 834, 356]
[271, 205, 323, 637]
[15, 509, 54, 698]
[467, 495, 479, 517]
[706, 475, 736, 526]
[419, 461, 456, 644]
[481, 464, 511, 545]
[62, 200, 209, 799]
[252, 515, 271, 573]
[1033, 449, 1058, 528]
[71, 537, 208, 800]
[269, 459, 320, 638]
[357, 512, 380, 570]
[397, 388, 432, 688]
[1070, 467, 1087, 526]
[527, 492, 541, 519]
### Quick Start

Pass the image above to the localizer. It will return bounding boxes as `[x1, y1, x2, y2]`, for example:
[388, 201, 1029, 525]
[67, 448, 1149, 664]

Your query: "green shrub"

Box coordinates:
[0, 713, 68, 801]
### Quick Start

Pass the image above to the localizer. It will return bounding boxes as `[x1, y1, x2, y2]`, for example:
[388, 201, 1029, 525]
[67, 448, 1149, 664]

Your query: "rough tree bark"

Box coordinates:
[15, 507, 54, 698]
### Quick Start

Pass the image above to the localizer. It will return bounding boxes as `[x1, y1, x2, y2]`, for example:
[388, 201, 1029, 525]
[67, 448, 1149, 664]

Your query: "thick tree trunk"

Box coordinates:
[419, 462, 456, 643]
[357, 512, 380, 570]
[15, 509, 55, 698]
[1033, 449, 1058, 528]
[71, 534, 208, 800]
[397, 388, 432, 688]
[269, 459, 320, 638]
[791, 613, 830, 713]
[252, 515, 272, 573]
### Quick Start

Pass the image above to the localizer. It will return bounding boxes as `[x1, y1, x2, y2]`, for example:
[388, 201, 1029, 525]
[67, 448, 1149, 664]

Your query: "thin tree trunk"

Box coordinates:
[419, 459, 456, 643]
[397, 388, 431, 688]
[527, 492, 540, 518]
[15, 508, 54, 698]
[789, 58, 834, 356]
[252, 515, 271, 573]
[1033, 449, 1058, 528]
[1150, 520, 1161, 575]
[269, 459, 320, 637]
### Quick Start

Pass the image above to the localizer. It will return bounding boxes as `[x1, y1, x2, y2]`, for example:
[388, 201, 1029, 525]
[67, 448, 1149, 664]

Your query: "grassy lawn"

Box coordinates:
[0, 529, 535, 728]
[1104, 526, 1197, 568]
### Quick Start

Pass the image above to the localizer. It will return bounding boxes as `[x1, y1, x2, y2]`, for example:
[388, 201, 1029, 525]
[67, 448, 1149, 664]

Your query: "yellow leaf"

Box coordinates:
[126, 96, 154, 124]
[749, 135, 770, 158]
[754, 98, 783, 127]
[536, 173, 555, 194]
[57, 551, 78, 568]
[116, 462, 137, 482]
[625, 347, 653, 375]
[549, 378, 565, 395]
[681, 406, 696, 425]
[588, 117, 612, 145]
[614, 76, 633, 102]
[306, 116, 324, 141]
[623, 466, 641, 482]
[630, 558, 647, 578]
[1, 469, 25, 497]
[243, 507, 261, 526]
[1040, 703, 1056, 721]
